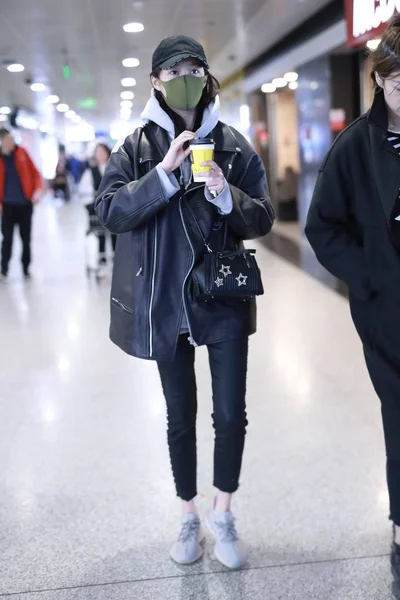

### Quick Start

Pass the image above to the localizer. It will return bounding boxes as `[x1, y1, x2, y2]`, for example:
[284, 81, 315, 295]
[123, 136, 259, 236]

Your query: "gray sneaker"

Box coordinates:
[205, 509, 247, 569]
[170, 513, 204, 565]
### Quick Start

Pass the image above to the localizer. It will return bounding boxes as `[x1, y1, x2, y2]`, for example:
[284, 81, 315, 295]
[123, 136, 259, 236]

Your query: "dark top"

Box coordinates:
[90, 166, 102, 192]
[3, 152, 28, 205]
[306, 91, 400, 360]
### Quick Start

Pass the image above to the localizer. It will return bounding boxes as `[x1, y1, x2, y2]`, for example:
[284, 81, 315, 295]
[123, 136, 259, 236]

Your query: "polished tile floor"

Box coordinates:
[0, 197, 397, 599]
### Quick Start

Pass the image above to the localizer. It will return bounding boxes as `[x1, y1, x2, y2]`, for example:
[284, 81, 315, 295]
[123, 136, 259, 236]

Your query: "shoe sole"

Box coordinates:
[204, 513, 244, 570]
[169, 530, 206, 566]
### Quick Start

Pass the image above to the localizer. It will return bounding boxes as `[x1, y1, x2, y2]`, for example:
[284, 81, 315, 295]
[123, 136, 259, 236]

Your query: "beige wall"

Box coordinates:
[275, 90, 300, 179]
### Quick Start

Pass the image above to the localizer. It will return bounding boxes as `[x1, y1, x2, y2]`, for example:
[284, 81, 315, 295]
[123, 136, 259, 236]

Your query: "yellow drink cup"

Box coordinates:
[190, 138, 215, 183]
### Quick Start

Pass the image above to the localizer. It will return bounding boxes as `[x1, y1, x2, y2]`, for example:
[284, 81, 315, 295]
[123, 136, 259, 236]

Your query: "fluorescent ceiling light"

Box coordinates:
[289, 82, 299, 90]
[0, 106, 11, 115]
[122, 58, 140, 68]
[65, 110, 76, 119]
[46, 95, 60, 104]
[121, 100, 133, 108]
[31, 82, 46, 92]
[367, 39, 381, 50]
[272, 78, 287, 88]
[121, 77, 137, 87]
[7, 63, 24, 73]
[284, 72, 298, 82]
[261, 83, 276, 93]
[0, 115, 8, 122]
[121, 91, 134, 100]
[123, 22, 144, 33]
[18, 117, 38, 130]
[56, 103, 69, 113]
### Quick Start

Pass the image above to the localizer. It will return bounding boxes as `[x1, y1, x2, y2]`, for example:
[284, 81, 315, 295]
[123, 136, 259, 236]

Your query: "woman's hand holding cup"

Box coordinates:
[202, 161, 226, 196]
[160, 131, 197, 175]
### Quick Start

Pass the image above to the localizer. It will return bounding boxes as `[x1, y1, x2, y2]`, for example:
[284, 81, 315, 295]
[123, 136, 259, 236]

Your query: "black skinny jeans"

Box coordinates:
[157, 335, 249, 502]
[1, 203, 33, 275]
[365, 350, 400, 526]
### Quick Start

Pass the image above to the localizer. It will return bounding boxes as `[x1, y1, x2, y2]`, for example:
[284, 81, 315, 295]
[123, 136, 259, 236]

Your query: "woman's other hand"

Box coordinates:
[160, 131, 197, 175]
[202, 161, 226, 196]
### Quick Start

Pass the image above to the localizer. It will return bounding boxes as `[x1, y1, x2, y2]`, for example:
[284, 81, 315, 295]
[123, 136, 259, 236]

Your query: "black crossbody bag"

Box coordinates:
[188, 208, 264, 301]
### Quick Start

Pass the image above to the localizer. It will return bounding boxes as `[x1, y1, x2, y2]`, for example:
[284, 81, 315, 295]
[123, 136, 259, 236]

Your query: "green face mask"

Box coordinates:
[159, 75, 205, 111]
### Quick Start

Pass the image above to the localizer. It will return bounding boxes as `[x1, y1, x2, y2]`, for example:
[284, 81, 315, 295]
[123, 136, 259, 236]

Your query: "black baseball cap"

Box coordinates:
[152, 35, 209, 71]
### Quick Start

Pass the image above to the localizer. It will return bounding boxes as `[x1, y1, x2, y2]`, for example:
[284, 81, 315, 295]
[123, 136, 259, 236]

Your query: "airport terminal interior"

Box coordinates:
[1, 0, 400, 598]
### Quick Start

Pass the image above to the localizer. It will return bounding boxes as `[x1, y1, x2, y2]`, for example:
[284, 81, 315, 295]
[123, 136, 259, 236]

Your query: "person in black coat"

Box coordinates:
[306, 16, 400, 579]
[80, 143, 116, 276]
[96, 36, 274, 569]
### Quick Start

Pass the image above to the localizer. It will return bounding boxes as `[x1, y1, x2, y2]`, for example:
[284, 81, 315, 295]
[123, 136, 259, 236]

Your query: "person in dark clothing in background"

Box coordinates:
[306, 17, 400, 581]
[67, 155, 82, 185]
[53, 149, 70, 201]
[80, 143, 115, 275]
[0, 129, 43, 281]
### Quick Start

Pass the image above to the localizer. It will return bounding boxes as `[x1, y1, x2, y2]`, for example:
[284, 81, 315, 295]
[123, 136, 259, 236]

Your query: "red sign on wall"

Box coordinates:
[346, 0, 400, 47]
[330, 109, 346, 132]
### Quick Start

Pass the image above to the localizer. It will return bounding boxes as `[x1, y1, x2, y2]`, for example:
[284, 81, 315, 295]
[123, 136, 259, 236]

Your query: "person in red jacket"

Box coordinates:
[0, 129, 43, 280]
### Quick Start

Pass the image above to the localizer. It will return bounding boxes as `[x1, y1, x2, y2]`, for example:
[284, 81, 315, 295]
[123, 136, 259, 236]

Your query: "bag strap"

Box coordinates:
[185, 203, 213, 253]
[185, 202, 230, 255]
[143, 122, 170, 162]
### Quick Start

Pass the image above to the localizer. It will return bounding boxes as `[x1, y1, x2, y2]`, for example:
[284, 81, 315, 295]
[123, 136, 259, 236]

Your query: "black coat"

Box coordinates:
[306, 92, 400, 357]
[96, 121, 274, 361]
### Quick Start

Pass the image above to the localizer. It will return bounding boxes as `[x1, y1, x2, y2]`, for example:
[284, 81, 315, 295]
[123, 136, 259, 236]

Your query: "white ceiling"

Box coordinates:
[0, 0, 333, 131]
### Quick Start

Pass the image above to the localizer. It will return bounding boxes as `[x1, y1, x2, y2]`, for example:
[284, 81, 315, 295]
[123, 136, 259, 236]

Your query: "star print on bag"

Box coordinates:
[219, 264, 232, 278]
[214, 277, 224, 288]
[236, 273, 247, 287]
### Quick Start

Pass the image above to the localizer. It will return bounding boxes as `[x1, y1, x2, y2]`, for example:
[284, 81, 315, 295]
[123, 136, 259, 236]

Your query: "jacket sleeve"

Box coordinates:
[26, 151, 43, 191]
[305, 144, 373, 302]
[227, 153, 274, 240]
[95, 143, 169, 234]
[204, 183, 233, 215]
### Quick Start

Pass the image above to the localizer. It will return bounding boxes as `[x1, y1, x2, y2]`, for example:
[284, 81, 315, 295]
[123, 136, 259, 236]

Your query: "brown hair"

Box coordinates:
[150, 60, 220, 136]
[371, 15, 400, 87]
[0, 128, 11, 141]
[95, 143, 111, 159]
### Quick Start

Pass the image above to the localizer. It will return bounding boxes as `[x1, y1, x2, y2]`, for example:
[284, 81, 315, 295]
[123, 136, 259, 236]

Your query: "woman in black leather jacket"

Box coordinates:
[96, 35, 273, 570]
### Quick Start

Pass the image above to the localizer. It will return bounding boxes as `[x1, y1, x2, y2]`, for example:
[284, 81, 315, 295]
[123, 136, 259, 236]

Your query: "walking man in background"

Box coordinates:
[0, 129, 43, 281]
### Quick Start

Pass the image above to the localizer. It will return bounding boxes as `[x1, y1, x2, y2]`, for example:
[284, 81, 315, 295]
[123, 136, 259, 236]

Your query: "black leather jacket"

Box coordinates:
[96, 121, 274, 361]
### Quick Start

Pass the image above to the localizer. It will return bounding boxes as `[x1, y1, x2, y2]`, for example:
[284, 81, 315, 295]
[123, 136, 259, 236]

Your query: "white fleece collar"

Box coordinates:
[140, 90, 220, 139]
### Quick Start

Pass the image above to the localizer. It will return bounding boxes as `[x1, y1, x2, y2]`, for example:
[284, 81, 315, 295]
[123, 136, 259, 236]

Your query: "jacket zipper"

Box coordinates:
[148, 215, 158, 357]
[179, 196, 198, 347]
[226, 152, 238, 184]
[111, 297, 133, 314]
[136, 231, 143, 276]
[137, 157, 153, 276]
